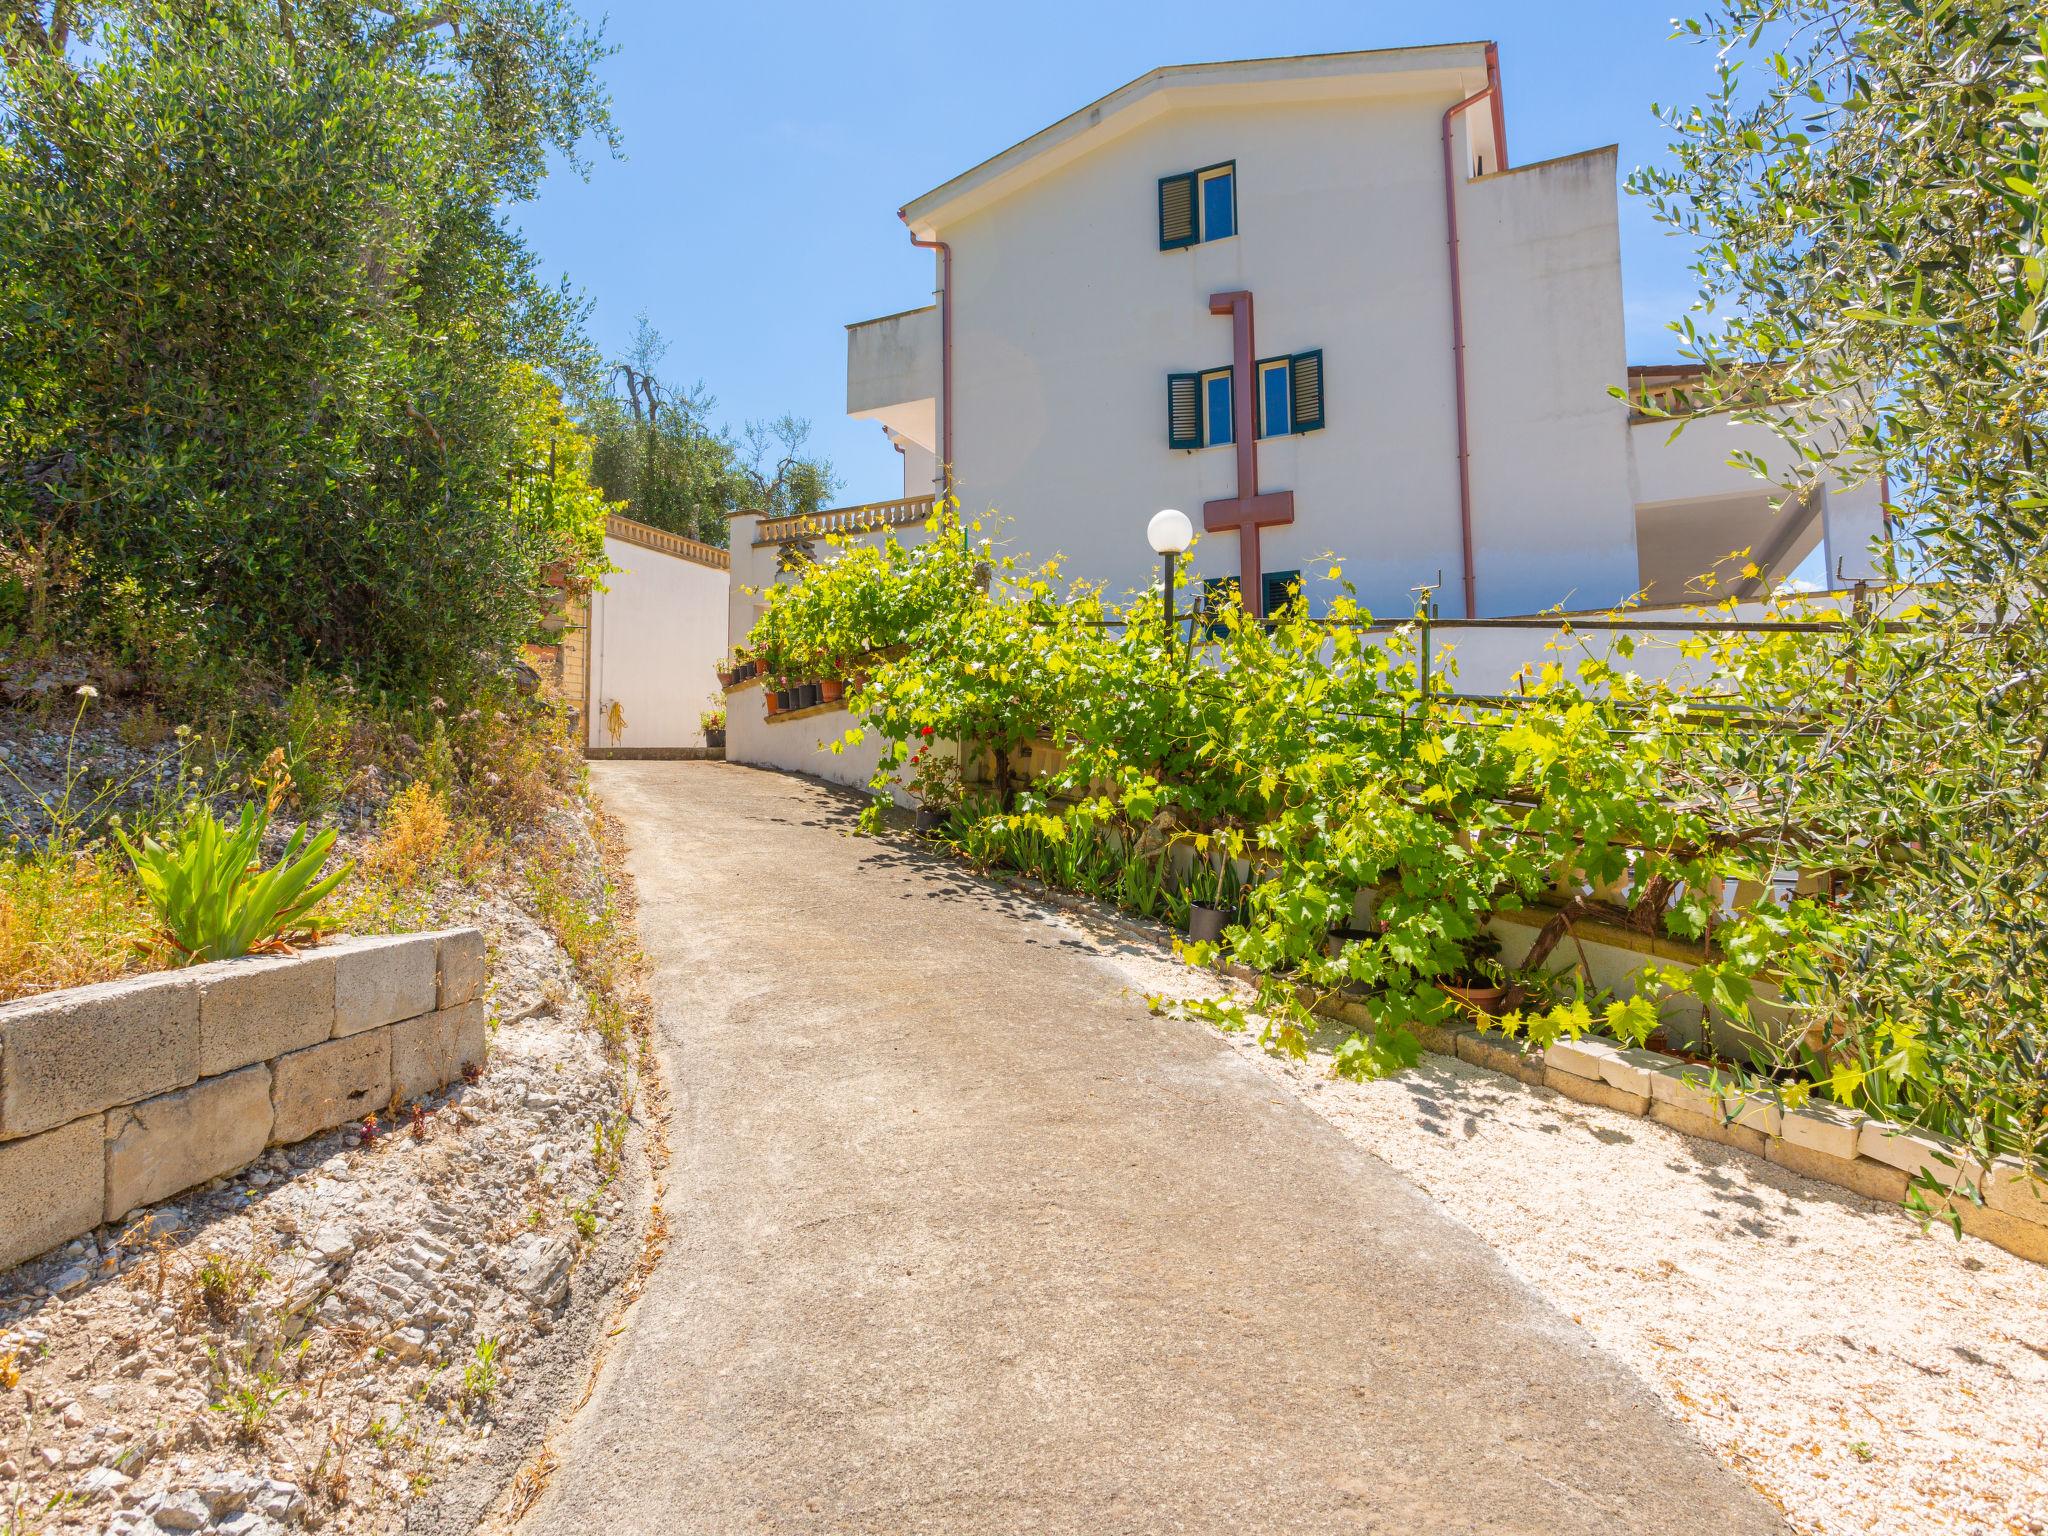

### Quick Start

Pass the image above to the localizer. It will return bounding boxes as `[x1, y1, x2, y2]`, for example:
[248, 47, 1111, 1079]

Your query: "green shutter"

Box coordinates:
[1290, 349, 1324, 433]
[1263, 569, 1302, 619]
[1167, 373, 1201, 449]
[1158, 172, 1197, 250]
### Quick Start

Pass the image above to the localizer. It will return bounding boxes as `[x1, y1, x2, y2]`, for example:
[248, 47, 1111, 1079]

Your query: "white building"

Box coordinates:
[844, 41, 1888, 621]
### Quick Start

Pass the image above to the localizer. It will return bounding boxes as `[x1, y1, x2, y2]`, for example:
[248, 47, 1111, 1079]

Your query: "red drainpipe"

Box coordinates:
[899, 213, 953, 498]
[1442, 42, 1507, 619]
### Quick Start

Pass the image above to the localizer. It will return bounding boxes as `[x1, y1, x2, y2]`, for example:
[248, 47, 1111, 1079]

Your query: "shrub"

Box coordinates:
[121, 802, 351, 963]
[754, 506, 2045, 1172]
[0, 2, 615, 685]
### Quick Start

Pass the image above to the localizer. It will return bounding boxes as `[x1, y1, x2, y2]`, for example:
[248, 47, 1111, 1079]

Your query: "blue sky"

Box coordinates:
[513, 2, 1725, 508]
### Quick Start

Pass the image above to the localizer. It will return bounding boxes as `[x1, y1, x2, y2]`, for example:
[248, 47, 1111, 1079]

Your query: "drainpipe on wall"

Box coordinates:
[1441, 41, 1508, 620]
[899, 214, 954, 499]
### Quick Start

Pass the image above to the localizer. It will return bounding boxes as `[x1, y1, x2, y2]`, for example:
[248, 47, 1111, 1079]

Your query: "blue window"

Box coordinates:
[1256, 351, 1326, 437]
[1202, 368, 1233, 447]
[1259, 360, 1291, 437]
[1199, 165, 1236, 241]
[1158, 160, 1238, 249]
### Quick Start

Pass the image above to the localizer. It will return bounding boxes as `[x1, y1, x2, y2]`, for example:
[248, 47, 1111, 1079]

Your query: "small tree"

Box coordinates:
[1638, 0, 2048, 1170]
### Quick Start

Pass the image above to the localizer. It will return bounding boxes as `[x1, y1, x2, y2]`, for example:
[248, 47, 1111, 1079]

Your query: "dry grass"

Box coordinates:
[0, 845, 157, 1002]
[365, 781, 452, 887]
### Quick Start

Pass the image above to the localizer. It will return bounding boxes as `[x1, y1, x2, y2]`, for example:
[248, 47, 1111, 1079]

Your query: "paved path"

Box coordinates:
[527, 763, 1785, 1535]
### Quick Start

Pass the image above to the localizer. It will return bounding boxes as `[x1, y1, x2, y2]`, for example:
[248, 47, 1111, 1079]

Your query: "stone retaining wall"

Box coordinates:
[1341, 999, 2048, 1267]
[0, 930, 485, 1270]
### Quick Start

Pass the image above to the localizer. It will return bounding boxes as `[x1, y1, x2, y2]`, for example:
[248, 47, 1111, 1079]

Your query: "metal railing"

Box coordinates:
[756, 495, 937, 545]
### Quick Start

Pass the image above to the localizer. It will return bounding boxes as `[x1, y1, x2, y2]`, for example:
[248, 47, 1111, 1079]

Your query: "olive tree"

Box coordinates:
[0, 0, 618, 686]
[1640, 1, 2048, 1172]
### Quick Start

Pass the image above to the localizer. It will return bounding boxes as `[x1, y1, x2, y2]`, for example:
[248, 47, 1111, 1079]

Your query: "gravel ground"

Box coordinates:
[1073, 913, 2048, 1536]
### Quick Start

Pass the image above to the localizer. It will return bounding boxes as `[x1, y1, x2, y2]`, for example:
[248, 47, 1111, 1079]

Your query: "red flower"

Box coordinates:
[919, 725, 935, 737]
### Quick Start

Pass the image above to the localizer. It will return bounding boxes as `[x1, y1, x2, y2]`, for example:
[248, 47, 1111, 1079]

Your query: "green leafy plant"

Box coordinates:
[744, 503, 2046, 1177]
[121, 802, 351, 963]
[459, 1336, 501, 1410]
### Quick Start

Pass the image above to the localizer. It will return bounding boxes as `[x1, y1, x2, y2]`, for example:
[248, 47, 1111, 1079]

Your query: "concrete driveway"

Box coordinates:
[524, 762, 1785, 1535]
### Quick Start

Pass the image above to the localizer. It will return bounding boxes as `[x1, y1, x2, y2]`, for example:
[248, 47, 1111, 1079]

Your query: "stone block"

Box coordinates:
[332, 935, 438, 1038]
[1540, 1037, 1610, 1081]
[1855, 1120, 1983, 1190]
[434, 928, 486, 1010]
[1982, 1158, 2048, 1228]
[1412, 1021, 1463, 1060]
[389, 1002, 486, 1103]
[1543, 1064, 1649, 1117]
[1720, 1089, 1784, 1139]
[270, 1031, 390, 1145]
[1780, 1101, 1863, 1162]
[0, 971, 199, 1139]
[1645, 1064, 1780, 1135]
[1453, 1029, 1545, 1087]
[1764, 1134, 1910, 1204]
[1646, 1062, 1720, 1118]
[1955, 1199, 2048, 1266]
[0, 1116, 104, 1270]
[104, 1065, 273, 1222]
[1647, 1100, 1769, 1159]
[191, 950, 336, 1078]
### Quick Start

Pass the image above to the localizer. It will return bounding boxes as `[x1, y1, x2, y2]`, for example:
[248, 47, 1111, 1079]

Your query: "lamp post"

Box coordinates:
[1147, 508, 1193, 652]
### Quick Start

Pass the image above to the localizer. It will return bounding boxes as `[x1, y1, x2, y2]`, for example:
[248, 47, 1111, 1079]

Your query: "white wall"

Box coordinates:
[725, 684, 910, 803]
[1629, 413, 1883, 597]
[1460, 148, 1640, 615]
[587, 534, 729, 750]
[937, 90, 1472, 618]
[881, 68, 1637, 625]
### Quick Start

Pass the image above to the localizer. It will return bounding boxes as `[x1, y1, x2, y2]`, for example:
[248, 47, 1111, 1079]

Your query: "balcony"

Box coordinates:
[756, 494, 937, 546]
[846, 305, 939, 450]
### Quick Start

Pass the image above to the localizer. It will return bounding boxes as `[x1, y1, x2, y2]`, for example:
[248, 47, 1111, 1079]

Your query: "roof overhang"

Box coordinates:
[901, 43, 1495, 235]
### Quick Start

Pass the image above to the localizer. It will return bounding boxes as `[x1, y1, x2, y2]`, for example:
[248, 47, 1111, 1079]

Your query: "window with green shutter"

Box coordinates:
[1263, 569, 1303, 618]
[1167, 372, 1201, 448]
[1168, 368, 1234, 450]
[1158, 173, 1196, 250]
[1289, 349, 1325, 433]
[1159, 161, 1236, 249]
[1254, 351, 1326, 437]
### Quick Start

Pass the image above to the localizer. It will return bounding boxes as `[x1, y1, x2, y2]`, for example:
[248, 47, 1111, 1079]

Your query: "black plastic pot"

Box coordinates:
[774, 689, 792, 712]
[799, 682, 822, 709]
[914, 806, 944, 836]
[704, 728, 726, 750]
[1188, 903, 1228, 943]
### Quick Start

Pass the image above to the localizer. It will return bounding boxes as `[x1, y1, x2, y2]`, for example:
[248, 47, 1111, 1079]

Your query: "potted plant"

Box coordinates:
[700, 704, 726, 750]
[907, 736, 960, 836]
[1437, 931, 1509, 1015]
[1186, 826, 1243, 943]
[821, 677, 845, 705]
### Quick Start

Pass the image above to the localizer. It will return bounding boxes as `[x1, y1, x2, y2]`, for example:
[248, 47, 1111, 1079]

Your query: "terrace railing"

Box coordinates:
[757, 495, 936, 545]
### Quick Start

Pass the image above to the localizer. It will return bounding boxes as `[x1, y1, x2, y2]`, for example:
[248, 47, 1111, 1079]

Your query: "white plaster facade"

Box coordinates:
[846, 43, 1889, 621]
[586, 520, 730, 752]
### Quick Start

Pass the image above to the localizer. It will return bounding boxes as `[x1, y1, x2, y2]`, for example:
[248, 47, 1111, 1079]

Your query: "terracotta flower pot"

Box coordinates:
[1441, 982, 1507, 1016]
[820, 679, 845, 704]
